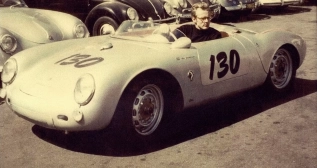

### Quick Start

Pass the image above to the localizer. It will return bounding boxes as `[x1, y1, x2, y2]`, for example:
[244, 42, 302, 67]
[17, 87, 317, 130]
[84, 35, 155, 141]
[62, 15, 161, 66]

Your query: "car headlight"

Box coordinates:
[73, 24, 87, 38]
[74, 74, 95, 106]
[1, 58, 17, 84]
[127, 8, 139, 20]
[0, 34, 17, 54]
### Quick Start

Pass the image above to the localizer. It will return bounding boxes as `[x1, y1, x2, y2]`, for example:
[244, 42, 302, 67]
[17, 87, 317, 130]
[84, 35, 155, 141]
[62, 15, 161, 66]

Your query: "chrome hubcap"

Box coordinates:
[100, 24, 115, 35]
[269, 49, 292, 89]
[132, 84, 163, 135]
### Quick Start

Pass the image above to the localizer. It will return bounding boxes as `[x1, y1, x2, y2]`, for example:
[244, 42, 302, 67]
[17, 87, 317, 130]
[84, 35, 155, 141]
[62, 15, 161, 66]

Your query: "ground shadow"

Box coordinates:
[32, 77, 317, 156]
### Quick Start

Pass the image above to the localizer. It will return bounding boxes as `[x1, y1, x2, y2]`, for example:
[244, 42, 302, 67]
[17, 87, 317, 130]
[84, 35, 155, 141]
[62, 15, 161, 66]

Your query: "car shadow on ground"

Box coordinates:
[32, 78, 317, 156]
[217, 6, 312, 23]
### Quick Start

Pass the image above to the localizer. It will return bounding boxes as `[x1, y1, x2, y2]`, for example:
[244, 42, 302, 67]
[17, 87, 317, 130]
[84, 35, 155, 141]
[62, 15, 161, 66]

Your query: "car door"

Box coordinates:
[194, 36, 257, 97]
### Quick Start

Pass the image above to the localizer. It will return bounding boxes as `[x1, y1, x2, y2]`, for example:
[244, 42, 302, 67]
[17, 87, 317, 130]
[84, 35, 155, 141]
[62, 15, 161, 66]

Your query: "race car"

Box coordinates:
[0, 20, 306, 142]
[0, 0, 89, 86]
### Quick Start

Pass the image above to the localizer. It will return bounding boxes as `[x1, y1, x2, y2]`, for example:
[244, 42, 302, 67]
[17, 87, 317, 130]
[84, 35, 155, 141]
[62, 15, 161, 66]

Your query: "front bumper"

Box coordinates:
[3, 85, 80, 130]
[0, 78, 115, 132]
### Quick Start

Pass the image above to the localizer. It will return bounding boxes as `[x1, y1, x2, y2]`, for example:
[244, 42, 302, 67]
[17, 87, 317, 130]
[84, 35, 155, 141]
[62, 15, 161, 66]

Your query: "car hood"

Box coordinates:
[13, 35, 168, 85]
[0, 7, 64, 43]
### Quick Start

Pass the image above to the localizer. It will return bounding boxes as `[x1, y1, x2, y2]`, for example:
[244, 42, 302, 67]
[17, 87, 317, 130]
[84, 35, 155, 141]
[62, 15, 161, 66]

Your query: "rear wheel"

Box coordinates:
[266, 47, 296, 92]
[109, 78, 169, 142]
[92, 16, 118, 36]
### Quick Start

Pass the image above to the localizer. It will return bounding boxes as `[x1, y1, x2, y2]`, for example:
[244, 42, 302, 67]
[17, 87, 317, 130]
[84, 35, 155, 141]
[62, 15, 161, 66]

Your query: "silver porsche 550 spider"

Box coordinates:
[0, 0, 89, 80]
[1, 20, 306, 141]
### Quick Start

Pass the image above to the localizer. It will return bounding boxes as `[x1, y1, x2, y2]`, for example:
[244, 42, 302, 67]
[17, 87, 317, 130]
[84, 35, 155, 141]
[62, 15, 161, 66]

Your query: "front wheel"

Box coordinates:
[132, 84, 164, 136]
[92, 16, 118, 36]
[265, 47, 296, 92]
[109, 79, 168, 142]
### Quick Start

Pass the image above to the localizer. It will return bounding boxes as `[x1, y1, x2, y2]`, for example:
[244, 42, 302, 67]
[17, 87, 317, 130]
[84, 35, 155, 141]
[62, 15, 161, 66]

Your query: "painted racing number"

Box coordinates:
[209, 50, 240, 80]
[55, 54, 104, 68]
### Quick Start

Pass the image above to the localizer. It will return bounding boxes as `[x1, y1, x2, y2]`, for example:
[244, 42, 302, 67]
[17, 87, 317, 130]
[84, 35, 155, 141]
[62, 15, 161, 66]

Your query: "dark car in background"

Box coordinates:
[23, 0, 173, 36]
[162, 0, 221, 23]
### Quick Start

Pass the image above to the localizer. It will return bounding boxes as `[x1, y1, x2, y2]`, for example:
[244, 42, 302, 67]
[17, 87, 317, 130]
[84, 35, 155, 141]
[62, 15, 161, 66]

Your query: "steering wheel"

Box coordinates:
[152, 24, 177, 42]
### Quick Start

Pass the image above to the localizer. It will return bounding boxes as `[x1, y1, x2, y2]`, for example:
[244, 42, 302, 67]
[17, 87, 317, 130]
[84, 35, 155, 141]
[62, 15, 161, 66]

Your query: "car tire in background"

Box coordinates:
[92, 16, 118, 36]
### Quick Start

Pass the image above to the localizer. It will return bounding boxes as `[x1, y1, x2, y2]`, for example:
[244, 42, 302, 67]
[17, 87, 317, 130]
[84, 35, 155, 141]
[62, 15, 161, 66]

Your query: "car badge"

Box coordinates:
[187, 70, 194, 81]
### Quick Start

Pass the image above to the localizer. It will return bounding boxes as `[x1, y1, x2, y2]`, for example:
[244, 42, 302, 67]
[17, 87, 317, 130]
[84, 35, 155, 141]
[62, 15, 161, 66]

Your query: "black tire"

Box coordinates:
[108, 77, 170, 142]
[265, 47, 296, 92]
[92, 16, 119, 36]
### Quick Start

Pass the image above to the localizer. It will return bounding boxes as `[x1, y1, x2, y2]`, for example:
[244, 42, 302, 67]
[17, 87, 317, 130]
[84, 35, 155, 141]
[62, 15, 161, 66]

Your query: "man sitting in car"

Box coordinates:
[176, 1, 221, 42]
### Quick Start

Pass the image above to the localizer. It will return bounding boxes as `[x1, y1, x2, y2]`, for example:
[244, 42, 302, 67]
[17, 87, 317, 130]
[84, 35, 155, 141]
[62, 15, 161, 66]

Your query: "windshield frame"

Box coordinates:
[112, 20, 186, 44]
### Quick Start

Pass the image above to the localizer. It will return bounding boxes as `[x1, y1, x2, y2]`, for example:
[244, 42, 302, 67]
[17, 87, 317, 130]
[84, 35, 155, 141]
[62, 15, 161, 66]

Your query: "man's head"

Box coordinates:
[191, 2, 212, 30]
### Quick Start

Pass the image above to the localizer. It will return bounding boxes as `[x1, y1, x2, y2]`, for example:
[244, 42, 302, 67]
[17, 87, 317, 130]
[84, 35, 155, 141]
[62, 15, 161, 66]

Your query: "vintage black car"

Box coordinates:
[23, 0, 173, 36]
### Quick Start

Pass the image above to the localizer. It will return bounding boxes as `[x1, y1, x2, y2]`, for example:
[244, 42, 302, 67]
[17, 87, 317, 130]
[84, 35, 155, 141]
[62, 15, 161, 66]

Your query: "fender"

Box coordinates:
[253, 29, 306, 73]
[85, 2, 131, 32]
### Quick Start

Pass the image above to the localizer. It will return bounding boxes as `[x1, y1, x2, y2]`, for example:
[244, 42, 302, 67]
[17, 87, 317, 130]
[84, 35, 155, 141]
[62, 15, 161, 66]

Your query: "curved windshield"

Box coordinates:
[113, 20, 186, 43]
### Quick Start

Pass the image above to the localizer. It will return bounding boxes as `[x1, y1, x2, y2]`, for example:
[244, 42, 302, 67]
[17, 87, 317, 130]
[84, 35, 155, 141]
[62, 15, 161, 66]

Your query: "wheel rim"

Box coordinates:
[269, 48, 293, 89]
[132, 84, 164, 136]
[99, 24, 115, 35]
